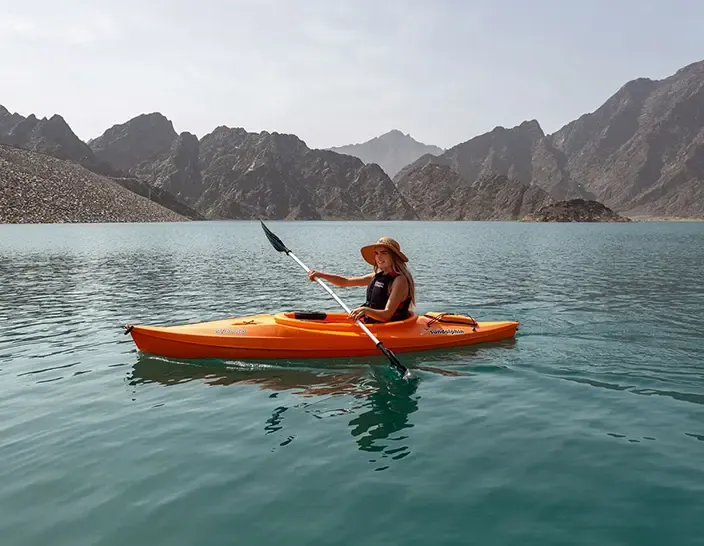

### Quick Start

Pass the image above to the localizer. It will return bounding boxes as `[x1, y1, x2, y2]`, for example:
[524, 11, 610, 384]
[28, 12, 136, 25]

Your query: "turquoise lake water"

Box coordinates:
[1, 220, 704, 545]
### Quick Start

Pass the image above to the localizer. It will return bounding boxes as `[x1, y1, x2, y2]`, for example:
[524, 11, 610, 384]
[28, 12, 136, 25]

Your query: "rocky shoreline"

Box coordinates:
[0, 145, 188, 224]
[627, 215, 704, 222]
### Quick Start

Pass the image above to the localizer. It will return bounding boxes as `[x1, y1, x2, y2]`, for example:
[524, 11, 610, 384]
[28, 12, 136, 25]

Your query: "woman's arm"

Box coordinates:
[308, 270, 373, 287]
[349, 275, 409, 322]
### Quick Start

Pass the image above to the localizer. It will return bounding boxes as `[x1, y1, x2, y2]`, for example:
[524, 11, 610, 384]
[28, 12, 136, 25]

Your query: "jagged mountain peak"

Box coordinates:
[89, 113, 179, 172]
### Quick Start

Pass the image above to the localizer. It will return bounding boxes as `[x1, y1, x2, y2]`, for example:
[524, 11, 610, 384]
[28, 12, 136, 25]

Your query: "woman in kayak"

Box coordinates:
[308, 236, 416, 323]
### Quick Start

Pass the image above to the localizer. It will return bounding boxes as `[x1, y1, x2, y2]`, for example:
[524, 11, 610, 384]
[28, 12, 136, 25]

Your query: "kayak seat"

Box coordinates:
[292, 311, 328, 321]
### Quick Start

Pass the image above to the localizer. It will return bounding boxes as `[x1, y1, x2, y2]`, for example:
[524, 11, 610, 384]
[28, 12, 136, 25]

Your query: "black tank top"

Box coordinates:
[363, 271, 412, 322]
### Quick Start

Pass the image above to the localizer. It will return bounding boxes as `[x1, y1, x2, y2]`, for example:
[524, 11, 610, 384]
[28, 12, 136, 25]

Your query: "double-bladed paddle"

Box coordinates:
[260, 220, 411, 380]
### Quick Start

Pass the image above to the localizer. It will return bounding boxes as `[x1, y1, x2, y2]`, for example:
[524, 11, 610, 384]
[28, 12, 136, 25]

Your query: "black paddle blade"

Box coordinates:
[376, 342, 411, 380]
[260, 219, 290, 254]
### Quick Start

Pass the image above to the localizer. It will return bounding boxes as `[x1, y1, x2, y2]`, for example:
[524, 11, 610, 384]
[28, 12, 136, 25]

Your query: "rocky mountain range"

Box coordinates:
[394, 120, 585, 219]
[193, 127, 416, 220]
[396, 59, 704, 218]
[549, 60, 704, 217]
[86, 116, 416, 220]
[328, 129, 444, 178]
[2, 58, 703, 223]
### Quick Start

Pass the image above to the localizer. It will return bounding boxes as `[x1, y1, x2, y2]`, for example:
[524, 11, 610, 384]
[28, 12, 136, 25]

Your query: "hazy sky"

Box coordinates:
[1, 0, 702, 149]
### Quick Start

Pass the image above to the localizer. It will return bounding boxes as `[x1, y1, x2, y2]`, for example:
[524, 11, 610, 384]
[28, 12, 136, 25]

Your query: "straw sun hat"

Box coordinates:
[360, 237, 409, 266]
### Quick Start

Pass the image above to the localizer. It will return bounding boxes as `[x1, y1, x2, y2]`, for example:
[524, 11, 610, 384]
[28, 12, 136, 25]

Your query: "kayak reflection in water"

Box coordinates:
[307, 237, 416, 324]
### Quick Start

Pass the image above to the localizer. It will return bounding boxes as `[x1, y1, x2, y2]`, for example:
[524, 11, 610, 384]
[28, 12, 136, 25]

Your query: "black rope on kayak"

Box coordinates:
[423, 313, 478, 330]
[123, 325, 134, 335]
[424, 313, 446, 326]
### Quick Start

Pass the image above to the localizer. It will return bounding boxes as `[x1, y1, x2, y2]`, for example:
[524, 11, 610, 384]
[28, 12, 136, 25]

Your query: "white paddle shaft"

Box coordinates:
[288, 251, 382, 345]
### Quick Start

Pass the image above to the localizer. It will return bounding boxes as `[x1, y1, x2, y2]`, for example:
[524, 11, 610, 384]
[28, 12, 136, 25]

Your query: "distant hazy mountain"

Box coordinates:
[328, 129, 444, 178]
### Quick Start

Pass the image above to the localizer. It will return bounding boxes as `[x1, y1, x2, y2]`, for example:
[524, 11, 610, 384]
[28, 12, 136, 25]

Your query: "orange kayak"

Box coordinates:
[124, 311, 519, 360]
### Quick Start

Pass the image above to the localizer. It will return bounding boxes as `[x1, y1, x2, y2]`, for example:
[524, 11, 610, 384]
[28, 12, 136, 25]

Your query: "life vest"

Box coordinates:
[363, 271, 412, 322]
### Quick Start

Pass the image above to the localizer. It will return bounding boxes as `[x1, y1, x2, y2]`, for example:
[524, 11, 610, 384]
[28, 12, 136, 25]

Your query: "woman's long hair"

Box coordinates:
[374, 254, 416, 309]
